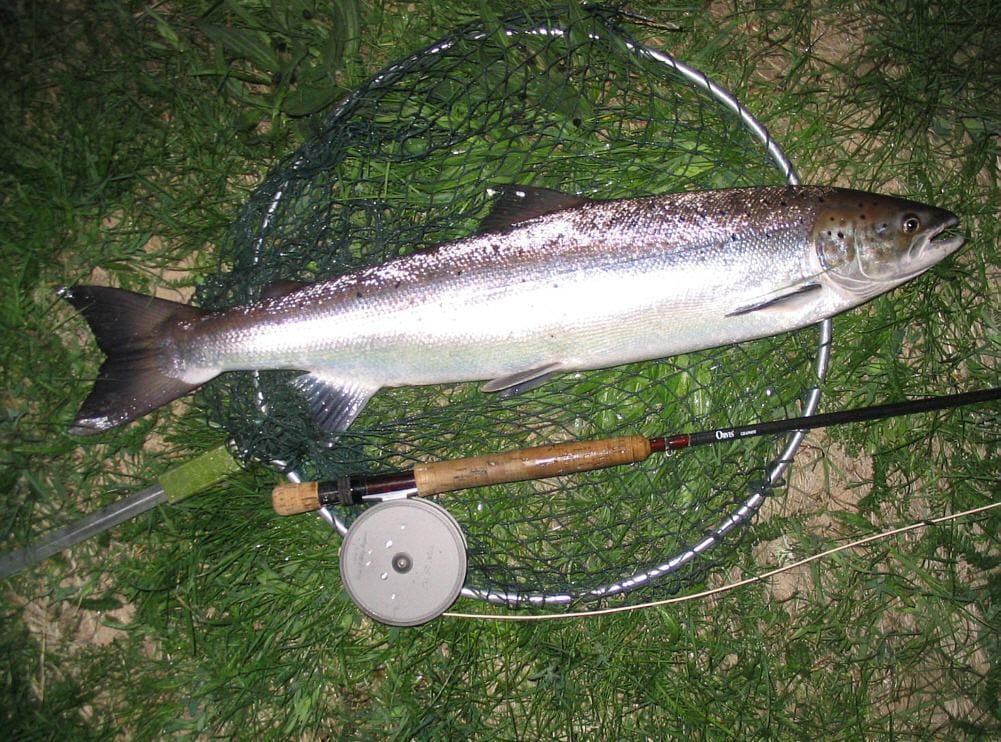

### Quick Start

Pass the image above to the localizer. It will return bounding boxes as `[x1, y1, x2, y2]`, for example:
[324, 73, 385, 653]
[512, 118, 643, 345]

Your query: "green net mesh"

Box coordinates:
[196, 6, 829, 607]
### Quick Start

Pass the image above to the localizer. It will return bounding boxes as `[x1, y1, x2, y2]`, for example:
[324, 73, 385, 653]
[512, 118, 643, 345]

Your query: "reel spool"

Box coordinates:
[339, 499, 467, 626]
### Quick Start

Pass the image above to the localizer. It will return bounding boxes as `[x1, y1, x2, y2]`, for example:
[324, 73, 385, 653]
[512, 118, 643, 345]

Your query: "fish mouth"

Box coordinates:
[903, 214, 964, 277]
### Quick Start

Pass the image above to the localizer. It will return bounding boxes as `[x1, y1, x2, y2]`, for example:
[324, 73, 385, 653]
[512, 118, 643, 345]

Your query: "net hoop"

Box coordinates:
[294, 19, 835, 606]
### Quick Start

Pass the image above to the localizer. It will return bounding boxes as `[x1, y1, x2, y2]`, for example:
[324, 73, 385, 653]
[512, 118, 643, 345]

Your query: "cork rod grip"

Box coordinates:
[413, 435, 652, 496]
[271, 435, 653, 514]
[272, 481, 321, 516]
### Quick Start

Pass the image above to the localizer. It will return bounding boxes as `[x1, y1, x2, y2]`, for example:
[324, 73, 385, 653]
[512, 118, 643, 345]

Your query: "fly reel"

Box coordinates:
[339, 499, 467, 626]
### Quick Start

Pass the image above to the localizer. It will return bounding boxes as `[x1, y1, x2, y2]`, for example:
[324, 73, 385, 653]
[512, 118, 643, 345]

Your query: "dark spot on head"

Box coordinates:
[356, 290, 364, 299]
[780, 200, 787, 207]
[837, 231, 844, 239]
[860, 214, 866, 220]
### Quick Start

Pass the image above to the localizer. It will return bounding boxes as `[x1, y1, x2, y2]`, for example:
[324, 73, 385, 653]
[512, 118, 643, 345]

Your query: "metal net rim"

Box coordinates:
[260, 18, 840, 607]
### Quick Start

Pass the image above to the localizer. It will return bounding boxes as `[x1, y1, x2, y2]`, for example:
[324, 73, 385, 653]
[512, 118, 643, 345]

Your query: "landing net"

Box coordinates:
[196, 6, 830, 607]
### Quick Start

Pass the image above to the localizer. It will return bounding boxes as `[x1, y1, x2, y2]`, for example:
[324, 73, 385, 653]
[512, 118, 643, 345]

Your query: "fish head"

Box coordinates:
[813, 190, 964, 300]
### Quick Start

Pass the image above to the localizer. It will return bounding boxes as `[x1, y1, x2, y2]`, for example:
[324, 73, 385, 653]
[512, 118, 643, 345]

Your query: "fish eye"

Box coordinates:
[902, 215, 921, 233]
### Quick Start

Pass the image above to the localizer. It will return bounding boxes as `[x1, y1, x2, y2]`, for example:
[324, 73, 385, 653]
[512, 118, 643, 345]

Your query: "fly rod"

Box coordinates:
[273, 386, 1001, 515]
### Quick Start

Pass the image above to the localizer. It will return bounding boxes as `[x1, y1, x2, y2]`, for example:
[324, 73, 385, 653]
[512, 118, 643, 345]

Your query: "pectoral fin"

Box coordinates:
[480, 362, 564, 396]
[291, 373, 378, 433]
[727, 282, 822, 317]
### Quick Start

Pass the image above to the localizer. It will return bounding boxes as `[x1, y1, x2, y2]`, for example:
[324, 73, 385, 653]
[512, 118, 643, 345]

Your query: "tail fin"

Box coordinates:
[58, 285, 206, 436]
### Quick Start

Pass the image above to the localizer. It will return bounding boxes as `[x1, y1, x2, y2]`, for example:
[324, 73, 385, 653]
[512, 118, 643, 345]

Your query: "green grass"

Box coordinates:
[1, 0, 998, 738]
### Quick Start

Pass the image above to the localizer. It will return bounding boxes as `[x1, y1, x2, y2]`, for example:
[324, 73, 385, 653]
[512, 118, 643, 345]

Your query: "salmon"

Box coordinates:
[60, 185, 964, 436]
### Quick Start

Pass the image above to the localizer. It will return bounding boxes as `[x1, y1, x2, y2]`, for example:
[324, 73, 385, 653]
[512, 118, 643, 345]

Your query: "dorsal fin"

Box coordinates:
[478, 185, 591, 233]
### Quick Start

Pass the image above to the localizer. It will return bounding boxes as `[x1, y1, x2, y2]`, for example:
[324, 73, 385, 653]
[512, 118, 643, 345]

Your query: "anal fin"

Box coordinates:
[291, 373, 378, 434]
